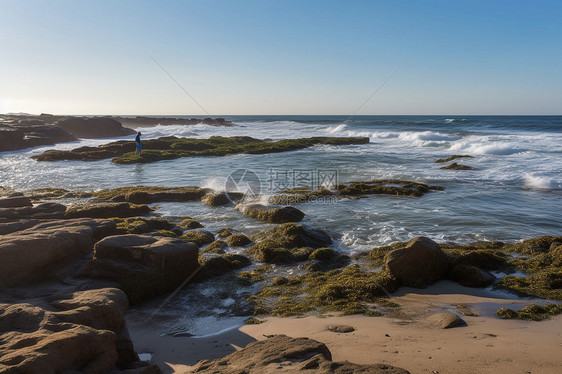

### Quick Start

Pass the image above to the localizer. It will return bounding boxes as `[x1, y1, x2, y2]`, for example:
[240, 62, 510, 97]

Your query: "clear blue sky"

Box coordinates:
[1, 0, 560, 115]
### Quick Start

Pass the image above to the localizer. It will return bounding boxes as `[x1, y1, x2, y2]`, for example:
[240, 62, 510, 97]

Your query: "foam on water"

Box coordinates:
[524, 173, 562, 190]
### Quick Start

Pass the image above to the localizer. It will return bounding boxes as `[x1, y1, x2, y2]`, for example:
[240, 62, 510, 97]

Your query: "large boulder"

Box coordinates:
[76, 235, 199, 304]
[385, 237, 448, 288]
[237, 203, 305, 223]
[424, 312, 466, 329]
[192, 334, 409, 373]
[56, 117, 136, 139]
[65, 202, 151, 219]
[0, 219, 116, 288]
[0, 288, 158, 373]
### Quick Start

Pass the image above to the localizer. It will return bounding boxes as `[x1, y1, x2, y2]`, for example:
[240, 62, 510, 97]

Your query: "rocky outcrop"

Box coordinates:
[55, 117, 136, 139]
[192, 334, 409, 373]
[0, 124, 76, 152]
[237, 203, 305, 223]
[0, 288, 159, 373]
[0, 219, 116, 288]
[110, 116, 234, 128]
[0, 202, 67, 221]
[76, 235, 199, 304]
[93, 186, 209, 203]
[65, 202, 151, 219]
[385, 237, 448, 288]
[0, 194, 32, 208]
[32, 136, 370, 164]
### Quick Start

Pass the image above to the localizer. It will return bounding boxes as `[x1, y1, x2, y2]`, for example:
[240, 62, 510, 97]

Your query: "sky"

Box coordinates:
[0, 0, 561, 115]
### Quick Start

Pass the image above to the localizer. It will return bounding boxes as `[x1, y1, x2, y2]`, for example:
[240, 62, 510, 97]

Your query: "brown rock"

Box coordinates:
[449, 264, 495, 288]
[56, 117, 136, 138]
[385, 236, 448, 288]
[425, 312, 466, 329]
[76, 235, 199, 304]
[192, 334, 409, 373]
[0, 219, 116, 288]
[65, 202, 151, 219]
[328, 325, 355, 333]
[0, 195, 32, 208]
[237, 203, 305, 223]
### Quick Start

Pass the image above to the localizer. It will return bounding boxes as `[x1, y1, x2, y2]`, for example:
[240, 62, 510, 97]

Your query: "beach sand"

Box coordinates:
[127, 281, 562, 373]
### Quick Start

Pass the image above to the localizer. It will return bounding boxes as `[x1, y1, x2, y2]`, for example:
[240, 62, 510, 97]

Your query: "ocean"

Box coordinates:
[1, 115, 560, 251]
[2, 114, 561, 335]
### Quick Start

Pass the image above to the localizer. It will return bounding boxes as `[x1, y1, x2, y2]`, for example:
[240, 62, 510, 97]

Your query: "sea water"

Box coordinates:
[2, 115, 561, 335]
[1, 115, 560, 251]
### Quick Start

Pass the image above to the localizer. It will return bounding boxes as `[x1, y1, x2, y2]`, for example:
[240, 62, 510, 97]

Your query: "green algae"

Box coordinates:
[435, 155, 474, 163]
[248, 265, 400, 317]
[32, 136, 370, 164]
[110, 217, 176, 234]
[92, 185, 208, 203]
[182, 231, 215, 247]
[496, 304, 562, 321]
[226, 233, 252, 247]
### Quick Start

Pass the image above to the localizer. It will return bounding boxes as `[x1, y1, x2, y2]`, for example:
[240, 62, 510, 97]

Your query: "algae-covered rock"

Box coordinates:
[93, 185, 208, 203]
[226, 233, 252, 247]
[33, 136, 370, 164]
[440, 162, 473, 170]
[236, 203, 305, 223]
[435, 155, 474, 163]
[449, 265, 495, 288]
[197, 254, 252, 280]
[182, 230, 215, 247]
[111, 217, 176, 234]
[496, 304, 562, 321]
[248, 223, 332, 264]
[203, 240, 227, 254]
[65, 202, 151, 219]
[385, 236, 448, 288]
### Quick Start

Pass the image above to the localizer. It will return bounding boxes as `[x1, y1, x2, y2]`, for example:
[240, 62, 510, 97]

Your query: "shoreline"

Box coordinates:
[127, 282, 562, 373]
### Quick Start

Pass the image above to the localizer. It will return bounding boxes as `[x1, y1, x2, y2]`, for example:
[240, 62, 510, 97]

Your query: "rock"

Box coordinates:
[197, 254, 252, 280]
[226, 233, 252, 247]
[385, 237, 448, 288]
[182, 230, 215, 247]
[192, 334, 409, 373]
[236, 203, 305, 223]
[201, 192, 232, 206]
[328, 325, 355, 333]
[179, 218, 204, 229]
[65, 202, 151, 219]
[440, 162, 473, 170]
[0, 202, 67, 220]
[203, 240, 227, 254]
[56, 117, 136, 138]
[0, 124, 76, 152]
[0, 288, 147, 373]
[121, 188, 208, 204]
[425, 313, 466, 329]
[0, 219, 116, 288]
[435, 155, 474, 163]
[449, 265, 496, 287]
[0, 195, 32, 208]
[76, 235, 199, 304]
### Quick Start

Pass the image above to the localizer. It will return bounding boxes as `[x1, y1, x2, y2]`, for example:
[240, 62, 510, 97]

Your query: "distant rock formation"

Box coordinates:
[55, 117, 136, 138]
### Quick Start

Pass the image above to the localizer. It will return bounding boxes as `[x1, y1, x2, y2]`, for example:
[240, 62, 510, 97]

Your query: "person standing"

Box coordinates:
[135, 132, 142, 155]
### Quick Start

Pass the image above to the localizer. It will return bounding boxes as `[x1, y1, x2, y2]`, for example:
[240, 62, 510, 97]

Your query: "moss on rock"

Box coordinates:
[226, 233, 252, 247]
[182, 230, 215, 247]
[496, 304, 562, 321]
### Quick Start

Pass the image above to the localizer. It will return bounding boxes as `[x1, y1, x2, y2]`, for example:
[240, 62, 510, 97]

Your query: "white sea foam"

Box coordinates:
[449, 141, 522, 155]
[327, 124, 347, 134]
[524, 174, 562, 190]
[202, 177, 227, 192]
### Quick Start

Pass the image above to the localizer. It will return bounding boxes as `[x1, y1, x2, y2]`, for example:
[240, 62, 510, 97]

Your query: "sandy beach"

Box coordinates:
[128, 280, 562, 374]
